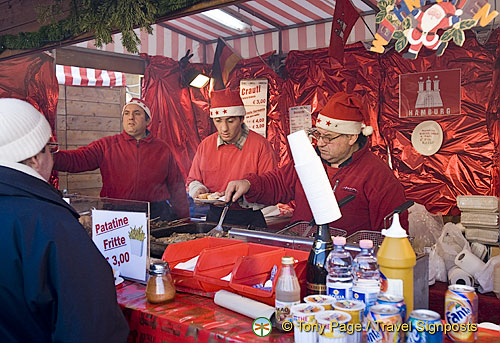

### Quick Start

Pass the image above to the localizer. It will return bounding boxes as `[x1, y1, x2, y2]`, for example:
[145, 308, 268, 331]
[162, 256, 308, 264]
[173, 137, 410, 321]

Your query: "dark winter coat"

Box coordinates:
[0, 166, 129, 342]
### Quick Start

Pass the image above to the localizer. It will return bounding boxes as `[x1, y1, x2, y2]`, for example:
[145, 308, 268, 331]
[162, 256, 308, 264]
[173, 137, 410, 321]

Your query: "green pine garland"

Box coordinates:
[0, 0, 204, 54]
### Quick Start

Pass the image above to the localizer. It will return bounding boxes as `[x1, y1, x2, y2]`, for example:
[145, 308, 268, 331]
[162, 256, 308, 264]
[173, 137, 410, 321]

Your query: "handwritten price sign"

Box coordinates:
[240, 79, 268, 137]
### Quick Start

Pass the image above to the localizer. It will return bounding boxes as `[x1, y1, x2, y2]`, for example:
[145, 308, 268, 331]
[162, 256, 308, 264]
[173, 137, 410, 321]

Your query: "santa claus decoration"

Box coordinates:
[403, 2, 462, 59]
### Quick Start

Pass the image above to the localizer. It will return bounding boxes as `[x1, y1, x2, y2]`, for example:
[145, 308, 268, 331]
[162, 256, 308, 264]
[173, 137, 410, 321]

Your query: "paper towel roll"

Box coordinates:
[295, 159, 341, 224]
[455, 249, 486, 277]
[214, 290, 275, 320]
[287, 130, 317, 165]
[448, 266, 474, 287]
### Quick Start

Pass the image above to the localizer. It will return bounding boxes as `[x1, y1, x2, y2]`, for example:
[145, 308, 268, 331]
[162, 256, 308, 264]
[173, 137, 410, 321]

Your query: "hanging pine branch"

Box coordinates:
[0, 0, 204, 54]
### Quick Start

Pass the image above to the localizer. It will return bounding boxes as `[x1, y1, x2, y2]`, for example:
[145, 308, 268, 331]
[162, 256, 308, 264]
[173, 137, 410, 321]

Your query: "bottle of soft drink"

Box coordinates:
[325, 236, 353, 300]
[352, 239, 380, 316]
[275, 256, 301, 330]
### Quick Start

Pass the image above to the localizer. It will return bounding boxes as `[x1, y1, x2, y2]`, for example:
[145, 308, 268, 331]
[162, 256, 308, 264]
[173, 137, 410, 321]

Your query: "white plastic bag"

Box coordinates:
[408, 203, 444, 255]
[435, 222, 470, 272]
[476, 255, 500, 293]
[429, 245, 447, 283]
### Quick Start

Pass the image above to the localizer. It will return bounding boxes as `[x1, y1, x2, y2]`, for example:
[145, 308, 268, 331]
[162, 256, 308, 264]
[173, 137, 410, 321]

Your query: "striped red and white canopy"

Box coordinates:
[56, 64, 126, 87]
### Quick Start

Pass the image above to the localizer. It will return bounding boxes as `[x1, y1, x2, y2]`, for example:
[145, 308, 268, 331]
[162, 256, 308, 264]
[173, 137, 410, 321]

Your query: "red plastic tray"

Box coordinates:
[229, 248, 309, 306]
[161, 237, 239, 290]
[194, 243, 281, 292]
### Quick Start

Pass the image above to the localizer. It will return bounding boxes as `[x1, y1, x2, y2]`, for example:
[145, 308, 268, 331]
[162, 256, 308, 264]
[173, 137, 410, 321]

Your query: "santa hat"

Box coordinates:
[0, 98, 52, 162]
[316, 92, 373, 136]
[122, 98, 152, 120]
[210, 89, 246, 118]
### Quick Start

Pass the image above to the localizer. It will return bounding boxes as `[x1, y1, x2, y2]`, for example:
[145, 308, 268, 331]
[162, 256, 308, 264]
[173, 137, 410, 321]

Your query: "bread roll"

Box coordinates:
[197, 193, 209, 199]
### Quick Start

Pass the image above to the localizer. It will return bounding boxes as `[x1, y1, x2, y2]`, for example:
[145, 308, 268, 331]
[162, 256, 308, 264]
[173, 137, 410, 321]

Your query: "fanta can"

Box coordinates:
[444, 284, 478, 342]
[366, 304, 402, 343]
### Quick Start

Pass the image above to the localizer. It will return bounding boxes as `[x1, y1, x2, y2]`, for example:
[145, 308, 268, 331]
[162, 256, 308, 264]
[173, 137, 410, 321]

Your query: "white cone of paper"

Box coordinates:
[287, 130, 317, 165]
[287, 130, 341, 225]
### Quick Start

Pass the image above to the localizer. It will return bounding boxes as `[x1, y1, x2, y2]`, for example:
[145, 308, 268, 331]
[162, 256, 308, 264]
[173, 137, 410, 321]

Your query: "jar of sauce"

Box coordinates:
[145, 261, 176, 303]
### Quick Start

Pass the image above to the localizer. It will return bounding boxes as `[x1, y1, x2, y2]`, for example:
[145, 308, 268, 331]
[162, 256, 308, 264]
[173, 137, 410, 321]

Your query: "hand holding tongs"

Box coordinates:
[207, 199, 233, 237]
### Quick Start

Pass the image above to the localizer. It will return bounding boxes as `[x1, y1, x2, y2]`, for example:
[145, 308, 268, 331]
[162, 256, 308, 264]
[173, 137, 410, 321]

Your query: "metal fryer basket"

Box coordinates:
[277, 221, 347, 238]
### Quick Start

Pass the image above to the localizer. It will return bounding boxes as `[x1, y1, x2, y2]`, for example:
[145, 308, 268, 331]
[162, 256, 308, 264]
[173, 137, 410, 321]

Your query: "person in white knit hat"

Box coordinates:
[0, 98, 128, 342]
[225, 92, 408, 235]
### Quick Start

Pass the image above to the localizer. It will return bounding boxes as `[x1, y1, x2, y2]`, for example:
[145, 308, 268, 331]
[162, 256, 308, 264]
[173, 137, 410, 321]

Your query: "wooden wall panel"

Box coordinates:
[56, 85, 125, 196]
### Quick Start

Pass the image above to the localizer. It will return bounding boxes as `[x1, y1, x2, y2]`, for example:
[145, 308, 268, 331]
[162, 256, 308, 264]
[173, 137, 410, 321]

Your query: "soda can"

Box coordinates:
[366, 304, 402, 343]
[407, 309, 443, 343]
[444, 284, 478, 342]
[376, 293, 407, 321]
[316, 310, 352, 343]
[332, 300, 365, 343]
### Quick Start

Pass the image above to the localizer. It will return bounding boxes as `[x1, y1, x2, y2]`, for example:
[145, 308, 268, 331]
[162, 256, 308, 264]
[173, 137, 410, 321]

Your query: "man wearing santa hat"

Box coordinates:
[225, 92, 408, 235]
[187, 88, 277, 227]
[53, 98, 189, 221]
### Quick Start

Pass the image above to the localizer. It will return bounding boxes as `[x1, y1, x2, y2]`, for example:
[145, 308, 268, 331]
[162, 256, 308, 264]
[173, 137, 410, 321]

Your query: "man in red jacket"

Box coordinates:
[186, 88, 277, 227]
[54, 98, 189, 221]
[225, 92, 408, 235]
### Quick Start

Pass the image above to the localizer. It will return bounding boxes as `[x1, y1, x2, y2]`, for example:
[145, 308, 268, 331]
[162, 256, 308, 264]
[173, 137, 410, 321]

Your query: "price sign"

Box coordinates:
[289, 105, 312, 133]
[92, 210, 148, 282]
[240, 79, 268, 137]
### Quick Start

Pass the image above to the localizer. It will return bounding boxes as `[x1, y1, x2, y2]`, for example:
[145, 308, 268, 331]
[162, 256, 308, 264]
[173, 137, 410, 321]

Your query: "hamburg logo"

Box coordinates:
[399, 69, 461, 118]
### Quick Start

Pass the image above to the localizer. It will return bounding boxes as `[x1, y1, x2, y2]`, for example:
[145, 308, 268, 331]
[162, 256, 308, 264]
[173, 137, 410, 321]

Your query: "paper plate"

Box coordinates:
[411, 120, 443, 156]
[194, 195, 225, 204]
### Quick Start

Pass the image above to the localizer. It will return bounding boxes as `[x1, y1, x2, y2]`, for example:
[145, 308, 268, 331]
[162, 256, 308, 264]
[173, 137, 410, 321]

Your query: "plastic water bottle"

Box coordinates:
[325, 236, 353, 300]
[352, 239, 380, 316]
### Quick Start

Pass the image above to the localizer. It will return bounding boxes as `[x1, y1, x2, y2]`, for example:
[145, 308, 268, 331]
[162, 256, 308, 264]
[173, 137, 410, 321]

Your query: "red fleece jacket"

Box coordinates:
[53, 131, 189, 218]
[245, 143, 409, 235]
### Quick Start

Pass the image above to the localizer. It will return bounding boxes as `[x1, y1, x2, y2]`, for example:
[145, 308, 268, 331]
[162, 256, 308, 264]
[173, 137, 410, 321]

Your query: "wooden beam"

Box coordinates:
[55, 46, 145, 75]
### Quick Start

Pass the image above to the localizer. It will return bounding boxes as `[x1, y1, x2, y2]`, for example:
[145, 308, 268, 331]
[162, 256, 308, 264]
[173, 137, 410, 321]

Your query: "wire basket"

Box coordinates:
[277, 221, 347, 238]
[346, 230, 415, 253]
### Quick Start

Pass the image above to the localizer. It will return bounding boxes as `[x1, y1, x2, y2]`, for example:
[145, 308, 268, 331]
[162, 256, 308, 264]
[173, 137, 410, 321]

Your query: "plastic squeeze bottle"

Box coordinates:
[376, 213, 416, 319]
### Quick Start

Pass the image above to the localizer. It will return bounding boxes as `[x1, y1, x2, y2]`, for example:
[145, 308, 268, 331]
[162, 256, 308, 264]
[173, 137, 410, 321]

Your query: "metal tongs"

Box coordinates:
[207, 199, 233, 237]
[383, 200, 414, 229]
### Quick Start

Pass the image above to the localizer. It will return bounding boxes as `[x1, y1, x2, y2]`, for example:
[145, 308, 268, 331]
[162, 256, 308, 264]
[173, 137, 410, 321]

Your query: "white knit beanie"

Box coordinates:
[0, 98, 52, 162]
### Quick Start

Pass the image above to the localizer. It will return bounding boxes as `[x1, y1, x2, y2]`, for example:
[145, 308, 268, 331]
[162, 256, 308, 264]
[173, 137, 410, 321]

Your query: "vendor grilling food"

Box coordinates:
[53, 98, 189, 221]
[186, 88, 277, 228]
[224, 92, 409, 235]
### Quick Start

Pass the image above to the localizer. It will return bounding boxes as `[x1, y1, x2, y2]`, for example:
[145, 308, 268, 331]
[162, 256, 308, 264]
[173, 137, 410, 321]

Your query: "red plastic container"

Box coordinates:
[161, 237, 239, 290]
[194, 243, 281, 292]
[229, 248, 309, 305]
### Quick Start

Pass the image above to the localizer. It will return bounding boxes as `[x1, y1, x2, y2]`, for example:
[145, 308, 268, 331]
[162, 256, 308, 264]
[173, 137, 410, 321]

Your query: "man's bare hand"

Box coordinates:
[225, 179, 251, 203]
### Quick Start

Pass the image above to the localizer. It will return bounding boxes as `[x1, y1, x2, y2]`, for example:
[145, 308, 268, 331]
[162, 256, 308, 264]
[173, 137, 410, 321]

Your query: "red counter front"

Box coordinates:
[117, 281, 500, 343]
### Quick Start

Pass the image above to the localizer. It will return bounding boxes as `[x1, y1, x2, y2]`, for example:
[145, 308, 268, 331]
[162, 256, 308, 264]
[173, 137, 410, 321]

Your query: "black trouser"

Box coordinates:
[207, 205, 267, 228]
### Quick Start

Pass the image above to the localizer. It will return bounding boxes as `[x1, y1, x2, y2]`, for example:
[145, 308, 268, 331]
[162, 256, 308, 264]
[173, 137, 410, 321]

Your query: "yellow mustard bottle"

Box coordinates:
[376, 213, 416, 319]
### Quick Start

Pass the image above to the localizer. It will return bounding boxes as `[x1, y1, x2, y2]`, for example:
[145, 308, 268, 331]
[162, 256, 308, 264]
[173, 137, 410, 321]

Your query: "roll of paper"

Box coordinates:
[455, 249, 486, 278]
[448, 266, 474, 287]
[294, 159, 341, 224]
[214, 290, 275, 320]
[287, 130, 317, 165]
